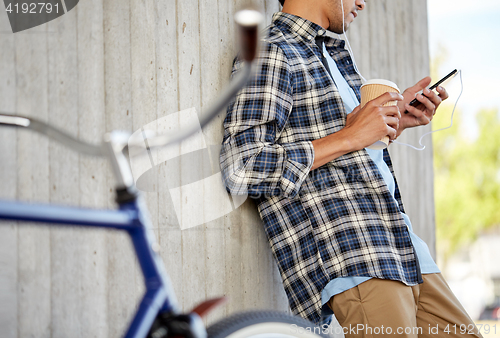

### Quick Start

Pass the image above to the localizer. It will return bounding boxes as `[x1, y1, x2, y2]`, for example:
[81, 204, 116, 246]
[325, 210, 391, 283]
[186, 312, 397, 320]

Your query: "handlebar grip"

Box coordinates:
[234, 9, 263, 62]
[0, 113, 104, 156]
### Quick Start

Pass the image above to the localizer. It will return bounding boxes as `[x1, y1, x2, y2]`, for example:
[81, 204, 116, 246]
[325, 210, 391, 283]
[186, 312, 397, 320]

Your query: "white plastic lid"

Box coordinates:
[361, 79, 400, 92]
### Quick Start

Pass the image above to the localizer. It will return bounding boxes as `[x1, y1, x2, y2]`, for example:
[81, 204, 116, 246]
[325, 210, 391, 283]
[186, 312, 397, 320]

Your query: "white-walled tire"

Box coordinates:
[206, 311, 329, 338]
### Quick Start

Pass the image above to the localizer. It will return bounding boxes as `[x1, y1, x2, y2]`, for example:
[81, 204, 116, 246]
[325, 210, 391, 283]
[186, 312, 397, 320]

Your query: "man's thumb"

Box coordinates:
[415, 76, 432, 91]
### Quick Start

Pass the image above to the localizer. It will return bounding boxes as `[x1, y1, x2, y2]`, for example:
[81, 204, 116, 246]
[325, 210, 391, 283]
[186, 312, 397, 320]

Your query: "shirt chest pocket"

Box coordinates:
[295, 70, 346, 138]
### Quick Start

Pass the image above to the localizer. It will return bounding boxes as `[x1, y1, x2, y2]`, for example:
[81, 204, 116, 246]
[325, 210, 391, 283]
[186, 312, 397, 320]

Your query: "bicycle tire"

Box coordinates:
[206, 310, 330, 338]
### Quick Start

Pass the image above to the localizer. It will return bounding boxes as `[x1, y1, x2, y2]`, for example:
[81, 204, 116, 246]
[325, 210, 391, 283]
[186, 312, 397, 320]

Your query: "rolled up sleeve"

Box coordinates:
[219, 41, 314, 199]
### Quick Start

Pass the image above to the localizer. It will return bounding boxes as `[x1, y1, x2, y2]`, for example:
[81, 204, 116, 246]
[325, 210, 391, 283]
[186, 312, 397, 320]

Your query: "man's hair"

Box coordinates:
[279, 0, 285, 6]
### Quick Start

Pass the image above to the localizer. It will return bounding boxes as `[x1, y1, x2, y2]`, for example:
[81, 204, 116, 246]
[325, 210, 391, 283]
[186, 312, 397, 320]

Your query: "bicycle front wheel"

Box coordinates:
[206, 311, 329, 338]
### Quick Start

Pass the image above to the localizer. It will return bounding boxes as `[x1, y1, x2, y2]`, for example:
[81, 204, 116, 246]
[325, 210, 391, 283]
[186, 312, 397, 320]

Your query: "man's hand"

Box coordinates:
[396, 77, 449, 138]
[310, 92, 403, 170]
[344, 92, 403, 150]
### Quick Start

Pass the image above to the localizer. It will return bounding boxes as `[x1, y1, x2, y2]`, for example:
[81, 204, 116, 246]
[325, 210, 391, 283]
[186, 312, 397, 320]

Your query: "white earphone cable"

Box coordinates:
[341, 0, 367, 83]
[392, 69, 463, 150]
[339, 0, 462, 150]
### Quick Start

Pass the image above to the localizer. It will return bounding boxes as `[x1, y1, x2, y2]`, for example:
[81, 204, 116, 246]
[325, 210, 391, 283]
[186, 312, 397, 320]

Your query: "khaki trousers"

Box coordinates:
[328, 273, 483, 337]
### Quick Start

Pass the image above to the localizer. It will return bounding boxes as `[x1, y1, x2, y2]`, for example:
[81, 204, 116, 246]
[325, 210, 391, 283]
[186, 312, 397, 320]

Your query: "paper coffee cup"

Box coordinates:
[360, 79, 400, 150]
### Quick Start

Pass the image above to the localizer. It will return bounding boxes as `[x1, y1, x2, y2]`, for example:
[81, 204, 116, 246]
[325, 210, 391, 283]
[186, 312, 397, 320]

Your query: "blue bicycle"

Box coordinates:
[0, 10, 328, 338]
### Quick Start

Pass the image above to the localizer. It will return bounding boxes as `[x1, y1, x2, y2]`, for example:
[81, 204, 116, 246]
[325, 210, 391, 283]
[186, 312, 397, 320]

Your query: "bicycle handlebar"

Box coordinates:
[0, 9, 263, 157]
[0, 114, 106, 156]
[139, 62, 252, 150]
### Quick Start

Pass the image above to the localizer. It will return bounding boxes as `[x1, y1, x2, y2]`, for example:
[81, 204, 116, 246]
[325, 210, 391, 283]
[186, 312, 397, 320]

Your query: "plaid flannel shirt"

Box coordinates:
[219, 12, 422, 324]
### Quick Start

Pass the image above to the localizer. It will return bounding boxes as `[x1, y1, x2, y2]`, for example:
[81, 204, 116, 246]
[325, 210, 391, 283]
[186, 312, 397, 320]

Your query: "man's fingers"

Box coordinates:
[436, 86, 449, 101]
[422, 88, 443, 109]
[415, 92, 436, 112]
[405, 103, 431, 125]
[413, 76, 432, 92]
[404, 76, 431, 96]
[387, 125, 398, 141]
[385, 116, 399, 131]
[384, 105, 401, 119]
[371, 92, 404, 107]
[405, 103, 423, 117]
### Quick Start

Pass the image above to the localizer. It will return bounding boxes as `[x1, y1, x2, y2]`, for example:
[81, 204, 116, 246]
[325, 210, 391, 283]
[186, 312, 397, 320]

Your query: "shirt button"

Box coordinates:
[318, 29, 324, 35]
[307, 35, 312, 40]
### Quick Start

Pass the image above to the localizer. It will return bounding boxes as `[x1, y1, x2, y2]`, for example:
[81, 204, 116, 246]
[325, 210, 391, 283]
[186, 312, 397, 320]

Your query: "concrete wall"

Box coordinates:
[0, 0, 433, 337]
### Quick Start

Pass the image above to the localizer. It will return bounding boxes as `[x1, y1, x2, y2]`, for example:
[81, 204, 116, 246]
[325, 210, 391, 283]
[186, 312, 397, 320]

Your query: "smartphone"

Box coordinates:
[405, 69, 458, 112]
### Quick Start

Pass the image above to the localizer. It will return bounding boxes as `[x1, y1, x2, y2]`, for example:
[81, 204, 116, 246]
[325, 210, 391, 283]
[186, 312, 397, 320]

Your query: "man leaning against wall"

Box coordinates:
[219, 0, 481, 336]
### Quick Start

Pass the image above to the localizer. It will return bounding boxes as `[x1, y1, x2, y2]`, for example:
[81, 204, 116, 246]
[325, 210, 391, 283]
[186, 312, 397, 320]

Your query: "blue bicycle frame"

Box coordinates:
[0, 195, 179, 338]
[0, 60, 255, 338]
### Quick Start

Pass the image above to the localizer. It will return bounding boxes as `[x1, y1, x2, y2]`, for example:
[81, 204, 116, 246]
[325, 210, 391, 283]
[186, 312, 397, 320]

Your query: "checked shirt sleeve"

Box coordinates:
[220, 42, 314, 199]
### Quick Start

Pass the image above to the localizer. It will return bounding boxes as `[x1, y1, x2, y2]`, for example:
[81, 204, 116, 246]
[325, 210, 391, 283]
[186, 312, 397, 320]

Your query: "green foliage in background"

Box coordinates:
[431, 47, 500, 260]
[432, 95, 500, 260]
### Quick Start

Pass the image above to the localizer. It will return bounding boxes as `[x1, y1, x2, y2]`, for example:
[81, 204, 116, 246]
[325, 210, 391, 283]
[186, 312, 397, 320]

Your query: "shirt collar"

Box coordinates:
[271, 12, 346, 50]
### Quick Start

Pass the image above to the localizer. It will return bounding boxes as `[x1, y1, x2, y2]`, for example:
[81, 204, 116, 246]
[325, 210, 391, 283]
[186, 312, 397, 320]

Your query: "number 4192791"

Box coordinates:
[444, 323, 497, 335]
[5, 2, 60, 14]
